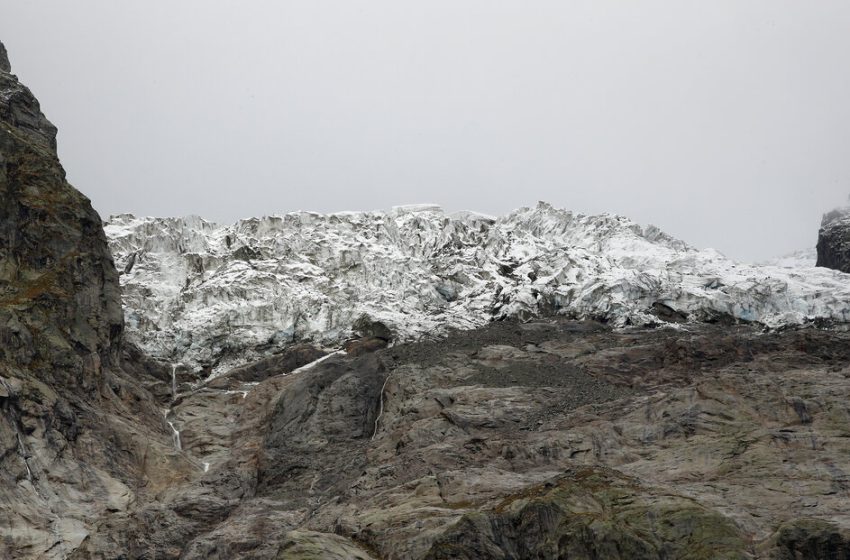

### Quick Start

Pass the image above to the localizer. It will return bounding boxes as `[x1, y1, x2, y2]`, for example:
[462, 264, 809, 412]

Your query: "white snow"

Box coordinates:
[289, 350, 347, 375]
[759, 248, 818, 269]
[105, 202, 850, 372]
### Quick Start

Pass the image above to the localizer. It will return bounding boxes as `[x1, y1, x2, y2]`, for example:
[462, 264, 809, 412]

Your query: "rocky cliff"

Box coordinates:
[816, 207, 850, 273]
[0, 40, 190, 559]
[3, 38, 850, 559]
[0, 41, 10, 73]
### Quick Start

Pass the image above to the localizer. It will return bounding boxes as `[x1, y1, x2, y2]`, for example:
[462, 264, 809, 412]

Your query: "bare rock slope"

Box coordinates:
[3, 38, 850, 560]
[73, 319, 850, 559]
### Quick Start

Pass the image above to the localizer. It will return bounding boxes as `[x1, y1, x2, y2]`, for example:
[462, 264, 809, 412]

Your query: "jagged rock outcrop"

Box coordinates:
[816, 207, 850, 273]
[0, 40, 122, 388]
[0, 40, 189, 559]
[0, 41, 10, 73]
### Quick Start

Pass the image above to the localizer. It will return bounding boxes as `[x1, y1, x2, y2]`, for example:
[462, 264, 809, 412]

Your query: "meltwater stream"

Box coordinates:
[167, 419, 182, 451]
[171, 364, 177, 401]
[165, 363, 182, 451]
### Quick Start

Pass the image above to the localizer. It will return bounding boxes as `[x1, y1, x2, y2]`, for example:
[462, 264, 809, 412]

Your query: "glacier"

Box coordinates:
[105, 202, 850, 373]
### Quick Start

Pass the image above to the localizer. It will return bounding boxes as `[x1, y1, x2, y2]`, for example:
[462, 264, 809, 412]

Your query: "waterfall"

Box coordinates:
[167, 420, 182, 451]
[165, 364, 184, 451]
[16, 433, 34, 482]
[371, 373, 391, 441]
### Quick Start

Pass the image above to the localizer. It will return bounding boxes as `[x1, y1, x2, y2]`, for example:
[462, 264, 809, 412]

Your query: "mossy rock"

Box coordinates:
[425, 467, 749, 560]
[276, 530, 375, 559]
[765, 518, 850, 560]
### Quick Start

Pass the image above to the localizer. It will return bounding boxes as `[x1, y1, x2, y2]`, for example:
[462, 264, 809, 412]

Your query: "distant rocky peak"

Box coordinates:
[817, 202, 850, 273]
[0, 40, 9, 73]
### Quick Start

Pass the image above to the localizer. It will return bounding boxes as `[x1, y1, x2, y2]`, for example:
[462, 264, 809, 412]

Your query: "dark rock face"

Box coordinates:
[0, 39, 188, 558]
[353, 313, 394, 341]
[344, 336, 389, 355]
[770, 519, 850, 560]
[0, 41, 9, 73]
[206, 343, 326, 387]
[70, 317, 850, 559]
[259, 353, 386, 493]
[0, 41, 123, 380]
[816, 209, 850, 272]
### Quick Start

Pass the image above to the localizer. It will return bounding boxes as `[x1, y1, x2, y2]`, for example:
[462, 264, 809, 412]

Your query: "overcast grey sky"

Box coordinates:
[2, 2, 849, 260]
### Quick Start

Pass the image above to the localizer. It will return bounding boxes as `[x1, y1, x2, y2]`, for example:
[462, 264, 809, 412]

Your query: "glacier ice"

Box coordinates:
[105, 202, 850, 373]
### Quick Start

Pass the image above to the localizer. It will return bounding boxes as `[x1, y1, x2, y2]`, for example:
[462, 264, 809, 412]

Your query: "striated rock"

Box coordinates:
[66, 317, 850, 558]
[276, 530, 377, 559]
[816, 207, 850, 273]
[258, 352, 387, 493]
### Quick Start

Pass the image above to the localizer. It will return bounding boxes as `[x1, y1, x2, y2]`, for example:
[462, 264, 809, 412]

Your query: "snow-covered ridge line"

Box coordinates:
[105, 202, 850, 372]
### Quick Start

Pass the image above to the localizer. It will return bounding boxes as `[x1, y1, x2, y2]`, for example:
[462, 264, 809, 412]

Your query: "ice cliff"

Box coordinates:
[105, 202, 850, 372]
